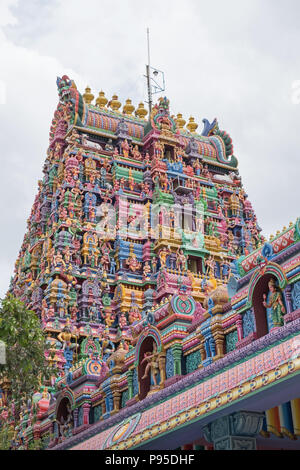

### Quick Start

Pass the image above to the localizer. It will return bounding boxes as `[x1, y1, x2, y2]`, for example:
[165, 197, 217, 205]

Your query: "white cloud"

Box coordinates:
[0, 0, 300, 296]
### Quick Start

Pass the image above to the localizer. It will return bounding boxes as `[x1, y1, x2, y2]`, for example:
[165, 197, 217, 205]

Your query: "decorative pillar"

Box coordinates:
[171, 344, 182, 376]
[101, 400, 106, 417]
[198, 342, 206, 366]
[112, 390, 121, 414]
[265, 407, 282, 437]
[127, 369, 134, 400]
[202, 411, 264, 450]
[82, 403, 91, 426]
[73, 408, 78, 428]
[158, 351, 166, 385]
[284, 285, 293, 314]
[236, 314, 243, 340]
[290, 399, 300, 437]
[213, 331, 224, 359]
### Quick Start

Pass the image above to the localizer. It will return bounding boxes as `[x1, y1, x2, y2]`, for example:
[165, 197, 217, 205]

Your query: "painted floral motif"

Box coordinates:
[242, 309, 255, 338]
[186, 350, 201, 374]
[291, 281, 300, 310]
[225, 330, 238, 353]
[166, 348, 174, 379]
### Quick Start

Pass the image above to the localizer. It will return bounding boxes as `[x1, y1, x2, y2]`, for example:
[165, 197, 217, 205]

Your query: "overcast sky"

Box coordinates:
[0, 0, 299, 297]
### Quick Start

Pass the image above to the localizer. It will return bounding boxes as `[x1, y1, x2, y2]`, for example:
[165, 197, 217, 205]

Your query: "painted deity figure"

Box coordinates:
[145, 152, 151, 165]
[159, 246, 170, 270]
[193, 159, 203, 176]
[176, 249, 188, 272]
[154, 140, 164, 159]
[57, 323, 78, 351]
[205, 255, 215, 277]
[121, 139, 130, 158]
[151, 256, 158, 273]
[53, 251, 66, 272]
[143, 261, 151, 278]
[131, 144, 142, 161]
[263, 279, 286, 328]
[105, 138, 114, 151]
[118, 312, 128, 329]
[129, 306, 141, 324]
[141, 343, 160, 387]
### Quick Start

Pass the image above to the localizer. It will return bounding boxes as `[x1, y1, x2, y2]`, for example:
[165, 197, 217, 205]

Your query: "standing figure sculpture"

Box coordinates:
[262, 278, 286, 328]
[141, 343, 160, 387]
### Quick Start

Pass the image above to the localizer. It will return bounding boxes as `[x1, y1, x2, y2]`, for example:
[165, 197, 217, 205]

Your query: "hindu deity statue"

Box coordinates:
[141, 343, 160, 387]
[158, 246, 171, 270]
[53, 251, 66, 273]
[128, 305, 141, 324]
[125, 244, 141, 272]
[262, 279, 286, 328]
[57, 320, 78, 351]
[143, 261, 151, 278]
[131, 144, 142, 161]
[205, 255, 216, 277]
[121, 139, 130, 158]
[176, 249, 188, 272]
[154, 140, 164, 159]
[105, 138, 114, 151]
[230, 190, 240, 217]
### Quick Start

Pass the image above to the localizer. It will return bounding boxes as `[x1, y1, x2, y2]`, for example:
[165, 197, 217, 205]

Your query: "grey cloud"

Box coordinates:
[0, 0, 299, 296]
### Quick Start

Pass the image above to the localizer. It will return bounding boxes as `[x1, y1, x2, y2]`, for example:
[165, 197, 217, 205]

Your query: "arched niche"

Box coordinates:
[248, 264, 287, 339]
[138, 336, 158, 401]
[135, 328, 164, 401]
[56, 396, 72, 424]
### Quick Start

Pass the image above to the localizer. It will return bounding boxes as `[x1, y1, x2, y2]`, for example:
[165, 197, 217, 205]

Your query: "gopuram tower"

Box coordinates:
[8, 75, 293, 450]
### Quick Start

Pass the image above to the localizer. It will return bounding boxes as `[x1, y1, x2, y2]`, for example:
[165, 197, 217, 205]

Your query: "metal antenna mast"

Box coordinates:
[146, 28, 152, 115]
[145, 28, 165, 117]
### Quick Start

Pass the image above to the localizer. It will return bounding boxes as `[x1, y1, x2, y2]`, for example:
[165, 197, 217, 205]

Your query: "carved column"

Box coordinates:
[214, 332, 224, 359]
[236, 314, 243, 340]
[73, 408, 78, 428]
[82, 403, 91, 426]
[202, 411, 264, 450]
[199, 342, 206, 364]
[101, 400, 106, 417]
[158, 351, 166, 386]
[127, 369, 134, 400]
[112, 390, 121, 414]
[284, 285, 293, 314]
[211, 321, 224, 360]
[171, 344, 182, 376]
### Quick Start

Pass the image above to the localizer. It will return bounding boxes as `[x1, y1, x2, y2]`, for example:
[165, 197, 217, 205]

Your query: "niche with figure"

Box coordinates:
[252, 274, 286, 338]
[55, 396, 74, 441]
[138, 336, 162, 401]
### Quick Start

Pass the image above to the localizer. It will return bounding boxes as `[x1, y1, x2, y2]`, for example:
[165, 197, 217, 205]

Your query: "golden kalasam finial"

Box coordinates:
[135, 102, 148, 119]
[109, 94, 121, 112]
[123, 99, 135, 116]
[96, 90, 108, 109]
[83, 86, 94, 104]
[176, 113, 186, 129]
[186, 116, 198, 133]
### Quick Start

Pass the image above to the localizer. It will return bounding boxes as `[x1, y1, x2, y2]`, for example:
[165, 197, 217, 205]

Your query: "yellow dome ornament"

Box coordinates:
[123, 99, 135, 116]
[96, 90, 108, 109]
[176, 113, 186, 130]
[186, 116, 198, 133]
[83, 86, 94, 104]
[135, 102, 148, 119]
[108, 94, 121, 112]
